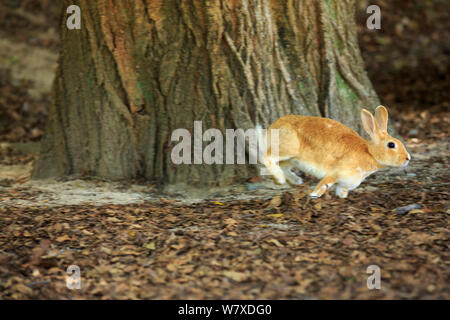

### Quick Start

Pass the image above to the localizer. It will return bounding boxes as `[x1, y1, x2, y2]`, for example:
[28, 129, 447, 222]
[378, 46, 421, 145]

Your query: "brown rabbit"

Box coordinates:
[259, 106, 410, 198]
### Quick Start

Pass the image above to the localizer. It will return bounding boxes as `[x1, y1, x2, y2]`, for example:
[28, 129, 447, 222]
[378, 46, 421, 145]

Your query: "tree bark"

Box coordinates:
[34, 0, 380, 186]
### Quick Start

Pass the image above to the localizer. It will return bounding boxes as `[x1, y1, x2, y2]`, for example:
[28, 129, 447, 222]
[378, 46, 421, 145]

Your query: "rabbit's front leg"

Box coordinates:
[310, 175, 336, 198]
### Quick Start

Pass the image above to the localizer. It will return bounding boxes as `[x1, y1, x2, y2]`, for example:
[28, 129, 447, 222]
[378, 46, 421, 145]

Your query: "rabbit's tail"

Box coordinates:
[254, 124, 267, 164]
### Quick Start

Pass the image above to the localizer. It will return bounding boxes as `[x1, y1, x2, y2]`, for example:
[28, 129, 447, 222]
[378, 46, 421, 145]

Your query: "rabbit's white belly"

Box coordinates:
[290, 159, 327, 179]
[338, 170, 375, 190]
[337, 176, 363, 190]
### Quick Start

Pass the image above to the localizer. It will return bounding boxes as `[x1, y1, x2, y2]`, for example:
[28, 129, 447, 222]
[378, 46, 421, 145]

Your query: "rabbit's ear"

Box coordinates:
[375, 105, 388, 132]
[361, 109, 379, 142]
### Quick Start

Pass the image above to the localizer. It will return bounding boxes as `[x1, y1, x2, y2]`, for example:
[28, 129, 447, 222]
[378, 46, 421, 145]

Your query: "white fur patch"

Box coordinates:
[337, 177, 362, 191]
[356, 167, 377, 180]
[281, 166, 303, 185]
[290, 159, 326, 179]
[335, 186, 348, 198]
[262, 155, 293, 184]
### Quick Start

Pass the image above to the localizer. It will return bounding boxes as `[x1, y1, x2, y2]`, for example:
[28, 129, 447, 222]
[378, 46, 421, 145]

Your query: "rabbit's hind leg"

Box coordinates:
[335, 186, 349, 198]
[280, 161, 303, 185]
[262, 126, 300, 185]
[261, 154, 292, 185]
[310, 175, 337, 198]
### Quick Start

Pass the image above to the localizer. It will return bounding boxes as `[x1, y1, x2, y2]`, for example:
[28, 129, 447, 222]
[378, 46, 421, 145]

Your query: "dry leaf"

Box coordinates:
[269, 196, 282, 207]
[313, 203, 322, 210]
[266, 213, 283, 218]
[224, 218, 238, 226]
[267, 239, 284, 247]
[143, 242, 156, 250]
[223, 271, 247, 282]
[55, 235, 71, 242]
[82, 230, 94, 236]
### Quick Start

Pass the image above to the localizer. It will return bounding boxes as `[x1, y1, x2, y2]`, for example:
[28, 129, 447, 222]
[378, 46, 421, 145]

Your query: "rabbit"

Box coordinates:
[258, 105, 410, 198]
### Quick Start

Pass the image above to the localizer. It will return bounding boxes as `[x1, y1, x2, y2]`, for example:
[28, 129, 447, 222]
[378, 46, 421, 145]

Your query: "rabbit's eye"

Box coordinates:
[387, 142, 395, 148]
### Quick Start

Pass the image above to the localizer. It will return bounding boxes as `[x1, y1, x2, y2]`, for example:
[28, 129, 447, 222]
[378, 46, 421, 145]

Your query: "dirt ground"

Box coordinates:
[0, 0, 449, 299]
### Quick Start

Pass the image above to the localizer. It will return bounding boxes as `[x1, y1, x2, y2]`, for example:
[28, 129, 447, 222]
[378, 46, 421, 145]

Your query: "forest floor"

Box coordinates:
[0, 0, 449, 299]
[0, 120, 448, 299]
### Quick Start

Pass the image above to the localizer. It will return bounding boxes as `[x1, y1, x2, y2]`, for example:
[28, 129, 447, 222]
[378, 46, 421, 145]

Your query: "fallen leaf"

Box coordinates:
[269, 196, 282, 207]
[224, 218, 238, 226]
[267, 239, 284, 247]
[143, 242, 156, 250]
[266, 213, 283, 218]
[223, 271, 248, 282]
[394, 203, 422, 215]
[409, 209, 425, 214]
[55, 235, 71, 242]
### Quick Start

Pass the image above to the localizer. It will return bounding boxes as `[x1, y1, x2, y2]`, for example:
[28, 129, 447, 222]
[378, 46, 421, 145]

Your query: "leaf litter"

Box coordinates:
[0, 136, 448, 299]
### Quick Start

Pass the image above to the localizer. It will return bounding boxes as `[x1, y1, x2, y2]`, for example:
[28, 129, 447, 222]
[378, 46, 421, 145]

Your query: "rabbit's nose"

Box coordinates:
[406, 153, 411, 161]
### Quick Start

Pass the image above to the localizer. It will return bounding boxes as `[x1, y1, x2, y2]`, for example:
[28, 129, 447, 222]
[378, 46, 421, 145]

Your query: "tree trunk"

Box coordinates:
[34, 0, 379, 187]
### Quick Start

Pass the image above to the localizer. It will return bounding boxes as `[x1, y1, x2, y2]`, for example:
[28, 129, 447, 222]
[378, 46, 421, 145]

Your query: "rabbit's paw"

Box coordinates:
[335, 186, 348, 198]
[309, 191, 320, 199]
[286, 174, 303, 185]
